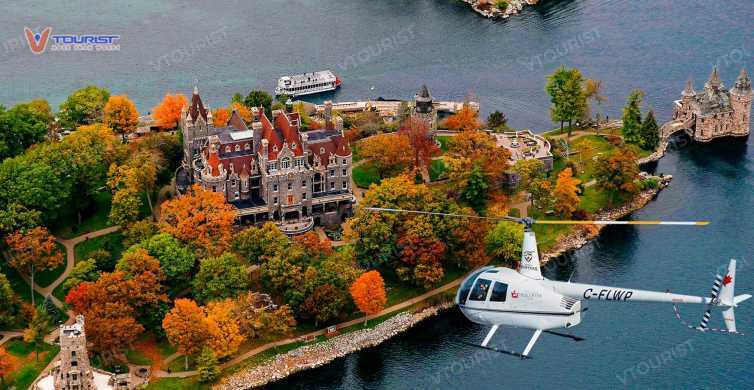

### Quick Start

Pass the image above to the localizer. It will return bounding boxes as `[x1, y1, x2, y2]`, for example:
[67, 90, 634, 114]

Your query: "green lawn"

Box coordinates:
[436, 135, 453, 152]
[34, 242, 67, 288]
[3, 338, 59, 390]
[126, 348, 153, 366]
[352, 162, 381, 188]
[54, 190, 114, 239]
[74, 231, 125, 263]
[0, 261, 45, 308]
[144, 377, 209, 390]
[429, 159, 448, 181]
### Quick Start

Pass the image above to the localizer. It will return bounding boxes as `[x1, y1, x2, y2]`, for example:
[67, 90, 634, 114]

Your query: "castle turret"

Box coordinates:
[54, 315, 95, 390]
[730, 68, 752, 136]
[682, 78, 696, 98]
[415, 84, 433, 114]
[705, 65, 723, 91]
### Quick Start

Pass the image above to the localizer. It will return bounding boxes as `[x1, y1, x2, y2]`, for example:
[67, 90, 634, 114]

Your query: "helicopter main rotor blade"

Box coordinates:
[363, 207, 521, 222]
[534, 220, 709, 226]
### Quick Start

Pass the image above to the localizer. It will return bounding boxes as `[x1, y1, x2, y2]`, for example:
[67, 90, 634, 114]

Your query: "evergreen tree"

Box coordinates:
[462, 163, 489, 213]
[197, 346, 220, 383]
[486, 110, 508, 131]
[621, 89, 644, 145]
[641, 110, 660, 150]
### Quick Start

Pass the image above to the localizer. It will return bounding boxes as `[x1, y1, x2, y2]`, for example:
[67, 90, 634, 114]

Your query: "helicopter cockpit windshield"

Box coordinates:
[456, 267, 492, 305]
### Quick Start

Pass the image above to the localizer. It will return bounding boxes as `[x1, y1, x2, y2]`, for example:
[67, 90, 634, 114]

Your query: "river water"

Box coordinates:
[3, 0, 754, 388]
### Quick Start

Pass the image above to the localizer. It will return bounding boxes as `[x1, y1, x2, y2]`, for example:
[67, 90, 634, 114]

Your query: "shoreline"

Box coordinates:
[461, 0, 539, 19]
[216, 302, 454, 389]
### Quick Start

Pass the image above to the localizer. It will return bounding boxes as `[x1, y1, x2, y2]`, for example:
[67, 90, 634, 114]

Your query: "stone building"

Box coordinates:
[178, 87, 354, 233]
[673, 66, 752, 142]
[411, 84, 438, 131]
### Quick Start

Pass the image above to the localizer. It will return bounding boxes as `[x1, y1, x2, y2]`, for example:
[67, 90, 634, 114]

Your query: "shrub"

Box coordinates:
[496, 0, 508, 10]
[643, 178, 659, 189]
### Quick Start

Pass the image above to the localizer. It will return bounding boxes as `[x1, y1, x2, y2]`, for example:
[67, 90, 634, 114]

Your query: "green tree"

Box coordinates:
[0, 273, 22, 328]
[244, 90, 273, 118]
[485, 221, 523, 265]
[197, 345, 220, 383]
[529, 178, 552, 210]
[621, 89, 644, 145]
[0, 154, 69, 224]
[24, 306, 50, 362]
[0, 102, 51, 160]
[486, 110, 508, 132]
[58, 85, 110, 129]
[130, 233, 196, 284]
[231, 222, 289, 264]
[462, 163, 489, 213]
[193, 252, 248, 303]
[0, 203, 42, 235]
[546, 66, 587, 136]
[62, 259, 100, 293]
[641, 110, 660, 150]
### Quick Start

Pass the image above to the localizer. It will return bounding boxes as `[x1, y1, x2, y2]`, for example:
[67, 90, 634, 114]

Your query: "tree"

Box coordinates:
[445, 130, 511, 191]
[553, 168, 581, 218]
[0, 101, 51, 160]
[621, 89, 644, 145]
[244, 90, 273, 117]
[512, 159, 545, 196]
[104, 95, 139, 142]
[358, 133, 413, 178]
[230, 102, 253, 123]
[231, 222, 289, 264]
[108, 149, 163, 217]
[350, 270, 387, 326]
[0, 203, 41, 235]
[593, 148, 640, 204]
[0, 273, 22, 328]
[5, 227, 64, 306]
[129, 233, 196, 285]
[444, 104, 482, 132]
[62, 259, 100, 294]
[23, 306, 50, 362]
[152, 93, 188, 130]
[0, 347, 12, 387]
[583, 79, 607, 122]
[485, 221, 523, 265]
[293, 231, 333, 259]
[398, 117, 439, 174]
[487, 110, 508, 132]
[109, 187, 142, 226]
[193, 252, 248, 303]
[159, 184, 236, 257]
[163, 298, 209, 370]
[86, 302, 143, 360]
[58, 85, 110, 129]
[529, 178, 552, 211]
[212, 107, 230, 127]
[641, 110, 660, 150]
[232, 292, 296, 340]
[462, 163, 489, 212]
[123, 219, 157, 247]
[546, 66, 587, 136]
[300, 283, 348, 326]
[196, 346, 220, 383]
[204, 299, 244, 359]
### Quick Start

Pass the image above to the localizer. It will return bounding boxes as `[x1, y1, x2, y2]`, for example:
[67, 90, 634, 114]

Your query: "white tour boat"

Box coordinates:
[275, 70, 342, 97]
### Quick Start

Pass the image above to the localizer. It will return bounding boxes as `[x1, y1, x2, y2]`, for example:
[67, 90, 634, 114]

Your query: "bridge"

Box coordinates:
[637, 118, 694, 165]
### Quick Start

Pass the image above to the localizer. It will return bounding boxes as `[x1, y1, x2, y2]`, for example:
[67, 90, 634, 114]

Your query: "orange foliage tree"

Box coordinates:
[445, 130, 511, 191]
[349, 270, 387, 326]
[158, 184, 236, 257]
[152, 93, 188, 130]
[0, 346, 12, 387]
[398, 117, 439, 174]
[104, 95, 139, 142]
[163, 298, 209, 370]
[293, 231, 333, 259]
[358, 133, 412, 178]
[230, 102, 252, 123]
[553, 167, 581, 218]
[444, 104, 482, 132]
[204, 299, 244, 359]
[213, 107, 230, 127]
[5, 227, 64, 306]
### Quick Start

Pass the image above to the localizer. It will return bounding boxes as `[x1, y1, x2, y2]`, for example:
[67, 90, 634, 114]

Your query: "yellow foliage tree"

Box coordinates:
[163, 298, 209, 370]
[553, 167, 581, 218]
[205, 299, 245, 359]
[230, 102, 252, 123]
[358, 133, 412, 178]
[104, 95, 139, 142]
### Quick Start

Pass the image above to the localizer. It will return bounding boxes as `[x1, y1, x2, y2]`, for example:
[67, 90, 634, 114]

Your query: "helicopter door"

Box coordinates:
[489, 282, 508, 302]
[469, 278, 493, 302]
[457, 268, 489, 305]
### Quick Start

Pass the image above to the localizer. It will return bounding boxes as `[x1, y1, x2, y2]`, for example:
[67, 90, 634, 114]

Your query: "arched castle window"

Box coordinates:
[245, 143, 251, 150]
[235, 145, 241, 152]
[225, 146, 231, 153]
[281, 157, 290, 169]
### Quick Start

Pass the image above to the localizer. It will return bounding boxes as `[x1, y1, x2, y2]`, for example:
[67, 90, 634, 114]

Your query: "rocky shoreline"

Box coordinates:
[216, 302, 454, 389]
[541, 174, 672, 263]
[461, 0, 539, 19]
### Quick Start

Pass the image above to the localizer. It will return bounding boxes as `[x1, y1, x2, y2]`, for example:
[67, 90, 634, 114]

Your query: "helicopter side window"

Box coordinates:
[490, 282, 508, 302]
[457, 269, 487, 305]
[469, 278, 492, 301]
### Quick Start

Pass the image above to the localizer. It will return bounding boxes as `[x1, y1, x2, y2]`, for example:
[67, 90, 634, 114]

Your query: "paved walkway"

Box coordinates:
[0, 330, 23, 346]
[151, 274, 466, 378]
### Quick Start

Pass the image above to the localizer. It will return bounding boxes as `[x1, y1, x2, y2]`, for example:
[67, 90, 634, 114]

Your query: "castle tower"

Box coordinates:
[705, 65, 722, 91]
[730, 68, 752, 136]
[412, 84, 437, 131]
[54, 315, 95, 390]
[681, 78, 695, 100]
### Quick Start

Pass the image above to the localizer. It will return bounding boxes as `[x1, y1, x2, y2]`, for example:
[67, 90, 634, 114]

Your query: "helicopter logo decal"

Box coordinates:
[523, 251, 534, 263]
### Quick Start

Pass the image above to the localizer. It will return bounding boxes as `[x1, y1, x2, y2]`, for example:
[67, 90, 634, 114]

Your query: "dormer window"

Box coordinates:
[320, 147, 325, 154]
[292, 142, 297, 149]
[235, 145, 241, 152]
[245, 143, 251, 150]
[281, 157, 290, 169]
[225, 146, 231, 153]
[273, 145, 279, 152]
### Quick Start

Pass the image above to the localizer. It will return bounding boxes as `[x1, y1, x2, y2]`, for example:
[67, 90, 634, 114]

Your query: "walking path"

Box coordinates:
[151, 274, 466, 379]
[0, 330, 23, 346]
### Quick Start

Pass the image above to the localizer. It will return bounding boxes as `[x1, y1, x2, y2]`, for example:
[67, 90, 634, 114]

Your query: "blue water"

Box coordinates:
[3, 0, 754, 388]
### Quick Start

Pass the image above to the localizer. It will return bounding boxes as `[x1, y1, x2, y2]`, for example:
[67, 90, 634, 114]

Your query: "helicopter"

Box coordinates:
[365, 207, 751, 359]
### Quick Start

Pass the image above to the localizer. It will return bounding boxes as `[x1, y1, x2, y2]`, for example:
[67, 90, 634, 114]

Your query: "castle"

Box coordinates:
[177, 87, 354, 233]
[673, 66, 752, 142]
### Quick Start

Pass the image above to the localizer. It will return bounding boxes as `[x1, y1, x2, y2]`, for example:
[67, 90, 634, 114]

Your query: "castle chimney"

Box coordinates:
[286, 99, 294, 113]
[261, 138, 269, 160]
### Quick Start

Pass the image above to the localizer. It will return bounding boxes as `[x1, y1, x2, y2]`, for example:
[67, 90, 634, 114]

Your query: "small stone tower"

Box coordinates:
[730, 68, 752, 136]
[54, 315, 95, 390]
[412, 84, 437, 131]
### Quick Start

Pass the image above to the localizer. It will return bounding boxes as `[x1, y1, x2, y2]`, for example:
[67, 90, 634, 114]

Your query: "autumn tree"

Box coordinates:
[5, 227, 64, 306]
[193, 252, 249, 303]
[445, 130, 511, 196]
[231, 222, 289, 264]
[197, 346, 220, 383]
[553, 168, 581, 218]
[23, 306, 50, 362]
[163, 298, 209, 370]
[0, 347, 12, 387]
[230, 102, 253, 123]
[593, 148, 640, 204]
[529, 178, 553, 210]
[232, 292, 296, 340]
[58, 85, 110, 129]
[512, 159, 545, 196]
[444, 104, 483, 132]
[358, 133, 413, 178]
[152, 93, 188, 130]
[398, 117, 439, 174]
[293, 231, 333, 260]
[212, 107, 230, 127]
[104, 95, 139, 142]
[159, 184, 236, 257]
[583, 79, 607, 122]
[123, 219, 157, 246]
[204, 299, 245, 359]
[621, 89, 644, 145]
[350, 270, 387, 326]
[485, 221, 523, 265]
[108, 149, 163, 220]
[300, 283, 348, 326]
[446, 210, 492, 269]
